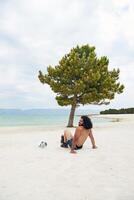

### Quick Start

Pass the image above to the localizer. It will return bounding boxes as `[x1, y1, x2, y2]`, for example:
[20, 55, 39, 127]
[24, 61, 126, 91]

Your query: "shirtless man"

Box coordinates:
[61, 115, 97, 154]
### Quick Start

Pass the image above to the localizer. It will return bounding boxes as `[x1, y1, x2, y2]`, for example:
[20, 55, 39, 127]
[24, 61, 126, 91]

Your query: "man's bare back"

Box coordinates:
[75, 126, 90, 147]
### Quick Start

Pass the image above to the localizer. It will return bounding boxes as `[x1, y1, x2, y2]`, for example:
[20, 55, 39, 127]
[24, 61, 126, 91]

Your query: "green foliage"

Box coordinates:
[38, 44, 124, 107]
[100, 108, 134, 114]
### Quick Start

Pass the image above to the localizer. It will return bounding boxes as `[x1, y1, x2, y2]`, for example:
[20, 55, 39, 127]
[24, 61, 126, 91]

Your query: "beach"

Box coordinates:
[0, 114, 134, 200]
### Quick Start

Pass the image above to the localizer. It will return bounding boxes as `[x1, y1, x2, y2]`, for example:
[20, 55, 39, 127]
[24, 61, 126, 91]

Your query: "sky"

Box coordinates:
[0, 0, 134, 110]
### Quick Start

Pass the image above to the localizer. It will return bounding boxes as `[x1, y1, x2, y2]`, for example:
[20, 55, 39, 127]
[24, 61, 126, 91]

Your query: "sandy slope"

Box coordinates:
[0, 114, 134, 200]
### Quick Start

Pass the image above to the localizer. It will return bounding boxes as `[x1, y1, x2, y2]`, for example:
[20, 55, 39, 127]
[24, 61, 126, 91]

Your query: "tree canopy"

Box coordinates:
[38, 44, 124, 126]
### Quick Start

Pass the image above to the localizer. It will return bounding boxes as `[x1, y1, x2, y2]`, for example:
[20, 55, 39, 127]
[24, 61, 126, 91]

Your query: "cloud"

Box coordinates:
[0, 0, 134, 108]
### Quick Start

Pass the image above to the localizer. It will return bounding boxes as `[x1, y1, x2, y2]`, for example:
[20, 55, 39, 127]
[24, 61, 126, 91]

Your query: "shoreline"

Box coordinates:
[0, 113, 133, 131]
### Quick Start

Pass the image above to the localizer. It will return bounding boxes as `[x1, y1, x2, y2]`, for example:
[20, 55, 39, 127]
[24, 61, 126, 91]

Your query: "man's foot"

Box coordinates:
[61, 144, 68, 148]
[60, 135, 64, 143]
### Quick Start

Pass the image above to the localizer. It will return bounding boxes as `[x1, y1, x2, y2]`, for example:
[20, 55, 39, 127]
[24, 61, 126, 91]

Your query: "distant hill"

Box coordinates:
[100, 108, 134, 114]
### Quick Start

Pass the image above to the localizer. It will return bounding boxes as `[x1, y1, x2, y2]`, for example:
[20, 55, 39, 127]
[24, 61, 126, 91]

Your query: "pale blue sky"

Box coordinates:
[0, 0, 134, 110]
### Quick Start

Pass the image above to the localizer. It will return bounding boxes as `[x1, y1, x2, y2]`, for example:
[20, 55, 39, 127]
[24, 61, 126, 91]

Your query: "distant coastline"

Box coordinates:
[100, 108, 134, 114]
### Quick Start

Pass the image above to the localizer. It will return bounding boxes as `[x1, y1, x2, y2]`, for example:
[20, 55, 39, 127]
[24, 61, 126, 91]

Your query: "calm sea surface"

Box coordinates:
[0, 109, 112, 127]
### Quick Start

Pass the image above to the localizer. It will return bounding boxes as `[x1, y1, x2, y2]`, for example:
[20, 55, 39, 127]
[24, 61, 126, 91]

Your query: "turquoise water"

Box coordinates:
[0, 109, 111, 127]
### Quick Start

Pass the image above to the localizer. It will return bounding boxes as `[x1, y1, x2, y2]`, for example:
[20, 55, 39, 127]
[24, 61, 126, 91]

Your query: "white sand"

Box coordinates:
[0, 114, 134, 200]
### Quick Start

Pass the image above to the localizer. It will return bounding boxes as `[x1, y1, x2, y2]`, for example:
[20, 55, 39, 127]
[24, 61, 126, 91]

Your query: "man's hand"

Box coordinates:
[70, 150, 77, 154]
[92, 145, 97, 149]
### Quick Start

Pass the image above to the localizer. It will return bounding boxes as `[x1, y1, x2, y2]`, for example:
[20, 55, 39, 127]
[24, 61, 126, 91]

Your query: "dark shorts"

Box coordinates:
[75, 145, 83, 150]
[61, 136, 83, 150]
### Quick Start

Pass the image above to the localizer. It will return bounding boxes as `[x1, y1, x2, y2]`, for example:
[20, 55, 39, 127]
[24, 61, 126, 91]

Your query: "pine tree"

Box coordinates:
[38, 44, 124, 127]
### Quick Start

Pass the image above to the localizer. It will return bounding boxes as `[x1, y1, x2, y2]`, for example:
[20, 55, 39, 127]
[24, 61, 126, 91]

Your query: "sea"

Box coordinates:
[0, 108, 112, 128]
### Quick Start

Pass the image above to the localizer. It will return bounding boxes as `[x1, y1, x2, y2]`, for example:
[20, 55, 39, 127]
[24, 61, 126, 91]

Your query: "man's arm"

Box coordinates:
[89, 129, 97, 149]
[70, 127, 81, 153]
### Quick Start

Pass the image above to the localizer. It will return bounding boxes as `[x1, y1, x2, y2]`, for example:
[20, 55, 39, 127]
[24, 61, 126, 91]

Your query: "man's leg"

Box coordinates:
[61, 130, 73, 148]
[64, 130, 73, 142]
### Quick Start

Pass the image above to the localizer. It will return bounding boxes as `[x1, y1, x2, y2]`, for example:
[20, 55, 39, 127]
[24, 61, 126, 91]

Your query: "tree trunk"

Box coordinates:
[67, 104, 76, 127]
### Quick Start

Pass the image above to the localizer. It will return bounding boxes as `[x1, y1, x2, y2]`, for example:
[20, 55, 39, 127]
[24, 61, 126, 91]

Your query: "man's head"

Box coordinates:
[79, 115, 93, 129]
[78, 118, 84, 126]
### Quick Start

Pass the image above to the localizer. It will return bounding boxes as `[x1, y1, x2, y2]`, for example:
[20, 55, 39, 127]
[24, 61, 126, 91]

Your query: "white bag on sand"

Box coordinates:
[38, 141, 47, 148]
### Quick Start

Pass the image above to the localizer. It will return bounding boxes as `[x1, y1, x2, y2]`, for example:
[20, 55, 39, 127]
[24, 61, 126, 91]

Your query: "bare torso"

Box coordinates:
[76, 127, 90, 146]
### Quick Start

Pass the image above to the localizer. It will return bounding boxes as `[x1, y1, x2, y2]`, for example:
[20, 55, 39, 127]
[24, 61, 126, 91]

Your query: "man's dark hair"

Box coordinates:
[81, 115, 93, 129]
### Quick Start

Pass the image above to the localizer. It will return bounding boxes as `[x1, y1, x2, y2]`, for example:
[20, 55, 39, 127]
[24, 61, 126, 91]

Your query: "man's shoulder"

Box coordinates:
[76, 126, 83, 131]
